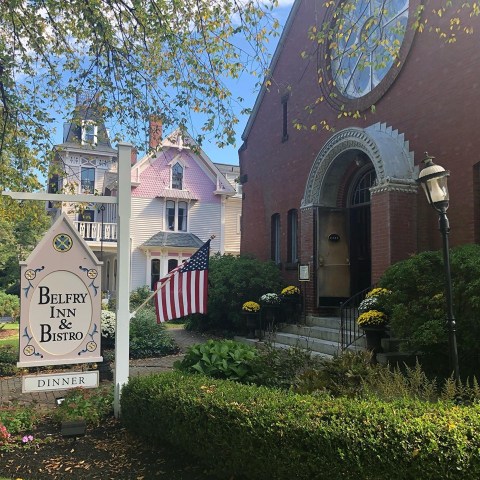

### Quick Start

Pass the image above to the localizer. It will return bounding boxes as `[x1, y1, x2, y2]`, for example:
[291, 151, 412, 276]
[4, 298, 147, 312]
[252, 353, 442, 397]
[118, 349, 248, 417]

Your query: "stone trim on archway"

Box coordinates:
[302, 122, 418, 208]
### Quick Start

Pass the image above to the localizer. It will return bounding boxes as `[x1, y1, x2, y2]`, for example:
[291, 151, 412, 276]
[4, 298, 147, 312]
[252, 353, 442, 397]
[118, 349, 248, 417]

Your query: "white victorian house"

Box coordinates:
[48, 93, 242, 294]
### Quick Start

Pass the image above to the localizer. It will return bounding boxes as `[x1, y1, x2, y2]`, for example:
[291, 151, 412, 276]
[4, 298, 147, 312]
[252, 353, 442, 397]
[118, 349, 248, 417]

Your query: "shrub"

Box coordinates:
[379, 244, 480, 378]
[100, 310, 116, 346]
[0, 405, 38, 434]
[253, 342, 320, 389]
[129, 308, 178, 358]
[174, 339, 259, 382]
[205, 254, 283, 333]
[52, 386, 113, 426]
[294, 350, 376, 397]
[0, 345, 19, 376]
[0, 291, 20, 321]
[108, 285, 154, 312]
[121, 371, 480, 480]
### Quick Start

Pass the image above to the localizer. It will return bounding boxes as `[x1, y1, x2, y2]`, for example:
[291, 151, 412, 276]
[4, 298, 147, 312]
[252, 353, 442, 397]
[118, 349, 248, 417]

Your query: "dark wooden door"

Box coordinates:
[349, 205, 371, 295]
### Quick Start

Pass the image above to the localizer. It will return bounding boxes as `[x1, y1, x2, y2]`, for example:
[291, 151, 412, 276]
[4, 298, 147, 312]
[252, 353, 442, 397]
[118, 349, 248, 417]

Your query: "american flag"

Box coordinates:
[154, 239, 211, 323]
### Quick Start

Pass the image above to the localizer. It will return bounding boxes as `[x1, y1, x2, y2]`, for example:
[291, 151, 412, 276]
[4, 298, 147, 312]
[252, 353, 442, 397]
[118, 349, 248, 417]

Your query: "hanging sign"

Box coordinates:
[18, 213, 102, 367]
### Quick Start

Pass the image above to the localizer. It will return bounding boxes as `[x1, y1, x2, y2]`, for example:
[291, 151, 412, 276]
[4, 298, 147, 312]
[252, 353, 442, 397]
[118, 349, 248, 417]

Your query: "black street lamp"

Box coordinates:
[417, 153, 460, 383]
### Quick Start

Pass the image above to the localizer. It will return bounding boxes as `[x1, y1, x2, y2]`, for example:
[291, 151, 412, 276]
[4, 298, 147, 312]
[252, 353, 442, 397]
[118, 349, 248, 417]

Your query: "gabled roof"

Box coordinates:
[131, 127, 236, 196]
[142, 231, 204, 248]
[241, 0, 300, 142]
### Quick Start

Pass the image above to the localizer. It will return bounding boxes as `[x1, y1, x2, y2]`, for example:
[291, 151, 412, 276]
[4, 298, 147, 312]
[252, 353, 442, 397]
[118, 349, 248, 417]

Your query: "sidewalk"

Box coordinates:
[0, 328, 218, 408]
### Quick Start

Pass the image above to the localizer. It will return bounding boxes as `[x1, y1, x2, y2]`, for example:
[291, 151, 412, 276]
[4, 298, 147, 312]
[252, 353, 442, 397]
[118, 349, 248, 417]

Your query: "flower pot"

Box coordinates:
[243, 312, 260, 339]
[362, 326, 387, 360]
[261, 304, 281, 329]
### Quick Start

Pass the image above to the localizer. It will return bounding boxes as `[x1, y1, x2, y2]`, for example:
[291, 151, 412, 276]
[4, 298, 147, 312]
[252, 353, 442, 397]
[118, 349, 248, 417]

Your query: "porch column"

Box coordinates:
[299, 205, 317, 316]
[370, 181, 418, 282]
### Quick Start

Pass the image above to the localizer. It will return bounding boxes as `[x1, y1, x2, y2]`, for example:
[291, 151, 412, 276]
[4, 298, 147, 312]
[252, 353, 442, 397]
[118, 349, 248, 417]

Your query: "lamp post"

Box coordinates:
[417, 153, 460, 383]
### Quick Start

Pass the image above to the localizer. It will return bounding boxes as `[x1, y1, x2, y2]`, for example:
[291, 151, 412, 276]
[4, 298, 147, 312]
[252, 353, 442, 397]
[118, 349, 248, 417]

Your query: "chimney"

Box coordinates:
[149, 115, 163, 150]
[131, 147, 138, 166]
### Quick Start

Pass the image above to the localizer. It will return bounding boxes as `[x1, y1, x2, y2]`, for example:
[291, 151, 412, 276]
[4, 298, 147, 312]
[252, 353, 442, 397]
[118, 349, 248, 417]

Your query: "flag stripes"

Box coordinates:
[154, 239, 210, 323]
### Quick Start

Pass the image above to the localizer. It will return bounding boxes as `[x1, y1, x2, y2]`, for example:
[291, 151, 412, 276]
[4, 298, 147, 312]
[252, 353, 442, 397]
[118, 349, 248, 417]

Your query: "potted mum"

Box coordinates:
[242, 301, 261, 338]
[357, 288, 391, 356]
[280, 285, 302, 323]
[259, 293, 281, 327]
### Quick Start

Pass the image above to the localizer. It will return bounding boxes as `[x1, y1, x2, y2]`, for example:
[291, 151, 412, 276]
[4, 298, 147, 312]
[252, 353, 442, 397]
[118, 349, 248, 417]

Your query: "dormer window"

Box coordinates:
[82, 120, 98, 145]
[172, 162, 183, 189]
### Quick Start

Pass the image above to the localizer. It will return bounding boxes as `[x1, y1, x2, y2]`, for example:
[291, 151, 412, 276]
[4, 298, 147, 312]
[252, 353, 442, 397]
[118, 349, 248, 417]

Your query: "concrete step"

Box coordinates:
[305, 315, 341, 329]
[280, 324, 340, 343]
[237, 313, 368, 360]
[269, 331, 340, 357]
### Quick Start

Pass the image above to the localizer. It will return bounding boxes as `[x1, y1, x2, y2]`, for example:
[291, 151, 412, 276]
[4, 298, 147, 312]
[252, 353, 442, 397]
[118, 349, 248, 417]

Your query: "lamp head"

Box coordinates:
[417, 152, 450, 211]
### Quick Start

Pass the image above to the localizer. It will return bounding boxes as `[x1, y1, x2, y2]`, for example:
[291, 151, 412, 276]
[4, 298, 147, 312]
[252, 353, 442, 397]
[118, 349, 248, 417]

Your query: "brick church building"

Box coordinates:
[239, 0, 480, 315]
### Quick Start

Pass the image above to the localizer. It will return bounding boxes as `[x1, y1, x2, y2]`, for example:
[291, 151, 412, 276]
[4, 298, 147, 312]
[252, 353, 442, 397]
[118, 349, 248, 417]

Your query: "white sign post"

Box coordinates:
[2, 143, 132, 418]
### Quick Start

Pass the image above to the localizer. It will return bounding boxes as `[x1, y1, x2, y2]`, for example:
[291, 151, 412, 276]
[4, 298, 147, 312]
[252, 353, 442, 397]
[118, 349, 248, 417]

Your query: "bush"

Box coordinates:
[379, 244, 480, 378]
[52, 386, 113, 426]
[129, 308, 178, 359]
[174, 339, 259, 382]
[0, 405, 38, 434]
[252, 341, 320, 389]
[0, 345, 19, 376]
[204, 254, 283, 333]
[100, 310, 116, 347]
[107, 285, 154, 312]
[121, 371, 480, 480]
[0, 291, 20, 320]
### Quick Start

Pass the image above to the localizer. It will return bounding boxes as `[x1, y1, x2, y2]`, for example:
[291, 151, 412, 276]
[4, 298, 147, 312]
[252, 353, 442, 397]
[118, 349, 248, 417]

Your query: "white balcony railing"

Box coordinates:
[74, 221, 117, 242]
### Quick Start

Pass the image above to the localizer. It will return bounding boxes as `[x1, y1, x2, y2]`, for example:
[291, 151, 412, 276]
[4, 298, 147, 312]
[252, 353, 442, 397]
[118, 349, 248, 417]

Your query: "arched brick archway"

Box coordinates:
[300, 123, 419, 312]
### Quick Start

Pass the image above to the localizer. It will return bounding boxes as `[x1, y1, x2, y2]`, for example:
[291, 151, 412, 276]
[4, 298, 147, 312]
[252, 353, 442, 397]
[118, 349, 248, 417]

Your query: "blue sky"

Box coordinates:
[159, 2, 294, 166]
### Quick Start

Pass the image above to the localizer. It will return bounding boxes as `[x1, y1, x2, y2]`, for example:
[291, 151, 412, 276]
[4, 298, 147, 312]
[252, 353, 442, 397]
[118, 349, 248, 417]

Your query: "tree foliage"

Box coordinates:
[0, 0, 279, 183]
[0, 195, 50, 293]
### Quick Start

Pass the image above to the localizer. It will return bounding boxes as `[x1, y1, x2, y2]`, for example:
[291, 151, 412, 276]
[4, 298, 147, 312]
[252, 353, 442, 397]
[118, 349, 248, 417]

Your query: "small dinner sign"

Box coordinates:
[18, 213, 103, 367]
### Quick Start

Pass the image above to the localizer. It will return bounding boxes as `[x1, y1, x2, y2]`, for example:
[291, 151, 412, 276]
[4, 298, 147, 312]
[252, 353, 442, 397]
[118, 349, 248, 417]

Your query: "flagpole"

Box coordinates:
[130, 235, 215, 319]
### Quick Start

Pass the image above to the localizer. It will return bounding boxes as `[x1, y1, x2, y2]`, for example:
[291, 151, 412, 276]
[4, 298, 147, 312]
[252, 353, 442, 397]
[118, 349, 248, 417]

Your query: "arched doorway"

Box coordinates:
[302, 123, 416, 308]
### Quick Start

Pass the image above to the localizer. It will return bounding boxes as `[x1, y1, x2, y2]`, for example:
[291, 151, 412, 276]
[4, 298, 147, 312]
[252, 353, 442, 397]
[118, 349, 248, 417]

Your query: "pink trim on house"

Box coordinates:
[131, 149, 220, 203]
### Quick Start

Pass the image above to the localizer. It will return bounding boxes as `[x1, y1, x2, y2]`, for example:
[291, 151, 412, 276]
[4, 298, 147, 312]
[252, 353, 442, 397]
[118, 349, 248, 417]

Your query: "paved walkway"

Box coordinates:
[0, 328, 220, 408]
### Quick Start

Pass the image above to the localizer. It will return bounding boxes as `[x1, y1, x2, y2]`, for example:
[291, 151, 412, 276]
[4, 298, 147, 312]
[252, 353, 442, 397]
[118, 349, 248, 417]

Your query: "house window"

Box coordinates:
[151, 259, 160, 290]
[81, 167, 95, 193]
[166, 200, 188, 232]
[271, 213, 281, 264]
[281, 93, 289, 142]
[287, 209, 298, 264]
[78, 209, 94, 222]
[172, 163, 183, 189]
[168, 259, 178, 272]
[82, 121, 98, 145]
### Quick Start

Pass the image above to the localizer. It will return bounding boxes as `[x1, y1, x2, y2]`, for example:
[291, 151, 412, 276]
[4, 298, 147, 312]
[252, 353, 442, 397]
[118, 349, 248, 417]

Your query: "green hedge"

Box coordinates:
[121, 371, 480, 480]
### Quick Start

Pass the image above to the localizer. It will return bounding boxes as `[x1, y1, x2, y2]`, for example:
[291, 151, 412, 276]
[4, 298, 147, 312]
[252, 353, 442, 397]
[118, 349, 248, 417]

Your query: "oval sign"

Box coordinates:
[29, 271, 92, 356]
[328, 234, 340, 242]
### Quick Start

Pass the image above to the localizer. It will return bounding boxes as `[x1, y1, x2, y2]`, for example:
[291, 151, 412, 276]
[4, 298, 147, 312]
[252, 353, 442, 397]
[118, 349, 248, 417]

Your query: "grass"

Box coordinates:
[0, 323, 19, 348]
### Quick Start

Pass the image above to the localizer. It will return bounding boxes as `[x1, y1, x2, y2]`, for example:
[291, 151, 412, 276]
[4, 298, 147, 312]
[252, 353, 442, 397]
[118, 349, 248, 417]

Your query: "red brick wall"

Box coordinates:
[371, 189, 418, 282]
[239, 1, 480, 306]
